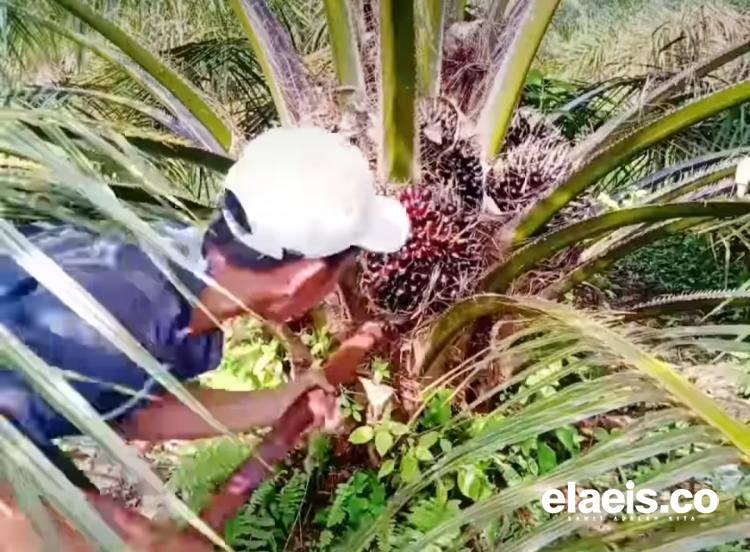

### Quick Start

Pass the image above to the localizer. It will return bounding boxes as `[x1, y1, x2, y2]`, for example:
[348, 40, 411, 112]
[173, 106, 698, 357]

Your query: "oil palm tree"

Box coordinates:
[1, 0, 750, 550]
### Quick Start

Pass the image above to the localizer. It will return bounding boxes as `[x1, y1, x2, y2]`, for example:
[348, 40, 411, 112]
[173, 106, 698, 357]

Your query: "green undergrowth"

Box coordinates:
[612, 234, 750, 298]
[169, 332, 750, 550]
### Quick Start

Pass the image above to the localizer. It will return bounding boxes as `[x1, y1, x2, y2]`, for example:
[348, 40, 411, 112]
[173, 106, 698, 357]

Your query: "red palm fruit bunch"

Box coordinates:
[360, 185, 489, 318]
[361, 105, 580, 318]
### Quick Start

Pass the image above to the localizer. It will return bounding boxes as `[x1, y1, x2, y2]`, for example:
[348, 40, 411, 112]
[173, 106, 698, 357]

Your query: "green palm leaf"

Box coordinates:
[0, 325, 228, 549]
[7, 9, 226, 151]
[0, 418, 127, 550]
[476, 0, 561, 162]
[379, 0, 417, 183]
[485, 202, 750, 293]
[575, 38, 750, 162]
[515, 81, 750, 241]
[420, 295, 750, 454]
[543, 218, 704, 298]
[230, 0, 317, 126]
[631, 289, 750, 318]
[49, 0, 234, 152]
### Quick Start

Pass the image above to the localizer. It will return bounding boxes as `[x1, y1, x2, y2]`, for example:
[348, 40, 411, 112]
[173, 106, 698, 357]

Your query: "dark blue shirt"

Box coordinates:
[0, 223, 223, 453]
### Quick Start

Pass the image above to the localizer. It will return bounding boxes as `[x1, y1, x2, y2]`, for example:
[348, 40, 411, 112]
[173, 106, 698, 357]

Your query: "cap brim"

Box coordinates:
[353, 195, 410, 253]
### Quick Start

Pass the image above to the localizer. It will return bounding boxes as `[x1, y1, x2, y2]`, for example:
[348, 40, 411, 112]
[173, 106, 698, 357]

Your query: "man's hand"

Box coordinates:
[324, 322, 384, 386]
[305, 389, 341, 434]
[287, 322, 383, 434]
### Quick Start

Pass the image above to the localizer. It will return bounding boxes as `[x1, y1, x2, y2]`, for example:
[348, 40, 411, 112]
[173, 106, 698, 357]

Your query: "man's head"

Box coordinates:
[200, 127, 410, 324]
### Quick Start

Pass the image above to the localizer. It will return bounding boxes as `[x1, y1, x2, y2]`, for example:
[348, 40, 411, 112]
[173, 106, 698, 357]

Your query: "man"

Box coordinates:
[0, 127, 410, 550]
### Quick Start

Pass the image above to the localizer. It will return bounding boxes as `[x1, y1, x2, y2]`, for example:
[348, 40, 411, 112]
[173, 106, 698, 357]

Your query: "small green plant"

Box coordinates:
[301, 324, 335, 366]
[315, 471, 387, 550]
[421, 389, 454, 429]
[225, 469, 309, 552]
[203, 320, 288, 391]
[339, 391, 365, 422]
[168, 437, 252, 512]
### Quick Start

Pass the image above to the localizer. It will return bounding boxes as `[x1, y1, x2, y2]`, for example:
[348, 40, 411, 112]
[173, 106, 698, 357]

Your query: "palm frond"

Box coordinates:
[415, 0, 447, 99]
[476, 0, 561, 162]
[0, 417, 127, 550]
[323, 0, 365, 106]
[230, 0, 317, 126]
[379, 0, 417, 183]
[49, 0, 234, 152]
[0, 324, 228, 548]
[486, 202, 750, 293]
[544, 218, 704, 299]
[631, 289, 750, 318]
[347, 296, 750, 549]
[616, 147, 750, 199]
[515, 81, 750, 241]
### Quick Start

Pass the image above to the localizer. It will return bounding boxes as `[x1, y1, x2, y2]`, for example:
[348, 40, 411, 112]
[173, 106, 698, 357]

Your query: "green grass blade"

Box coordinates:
[515, 81, 750, 241]
[49, 0, 233, 152]
[323, 0, 365, 106]
[415, 0, 447, 98]
[0, 325, 229, 549]
[230, 0, 315, 126]
[379, 0, 417, 183]
[476, 0, 560, 162]
[486, 201, 750, 293]
[0, 418, 126, 550]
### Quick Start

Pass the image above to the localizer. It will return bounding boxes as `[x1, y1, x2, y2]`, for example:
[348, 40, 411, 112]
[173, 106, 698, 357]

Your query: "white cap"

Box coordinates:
[223, 127, 410, 259]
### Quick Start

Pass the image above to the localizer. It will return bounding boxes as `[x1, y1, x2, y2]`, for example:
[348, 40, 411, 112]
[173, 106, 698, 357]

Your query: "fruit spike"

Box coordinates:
[361, 186, 485, 315]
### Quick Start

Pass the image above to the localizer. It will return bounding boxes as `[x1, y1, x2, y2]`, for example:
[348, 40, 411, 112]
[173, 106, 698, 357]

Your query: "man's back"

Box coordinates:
[0, 223, 223, 448]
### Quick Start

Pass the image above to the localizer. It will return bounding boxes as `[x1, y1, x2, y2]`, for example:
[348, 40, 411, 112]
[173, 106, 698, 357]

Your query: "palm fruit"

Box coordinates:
[486, 110, 571, 216]
[360, 185, 486, 316]
[503, 108, 568, 150]
[434, 139, 485, 211]
[486, 142, 569, 215]
[419, 99, 485, 212]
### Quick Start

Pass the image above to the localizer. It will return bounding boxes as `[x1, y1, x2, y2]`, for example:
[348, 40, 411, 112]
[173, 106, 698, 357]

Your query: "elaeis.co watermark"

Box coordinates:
[541, 481, 719, 522]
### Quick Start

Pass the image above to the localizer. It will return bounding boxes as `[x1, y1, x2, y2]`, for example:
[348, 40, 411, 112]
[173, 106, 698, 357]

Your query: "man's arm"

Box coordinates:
[120, 376, 324, 441]
[120, 323, 380, 442]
